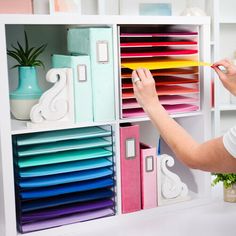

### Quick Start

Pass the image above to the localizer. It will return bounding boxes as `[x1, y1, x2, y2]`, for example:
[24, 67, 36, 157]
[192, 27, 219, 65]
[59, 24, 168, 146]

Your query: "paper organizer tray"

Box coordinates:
[119, 25, 201, 119]
[12, 126, 115, 233]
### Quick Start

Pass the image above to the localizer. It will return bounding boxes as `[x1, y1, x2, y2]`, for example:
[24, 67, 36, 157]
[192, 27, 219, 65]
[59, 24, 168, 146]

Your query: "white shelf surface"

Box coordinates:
[11, 119, 117, 135]
[0, 14, 210, 25]
[219, 104, 236, 111]
[220, 17, 236, 24]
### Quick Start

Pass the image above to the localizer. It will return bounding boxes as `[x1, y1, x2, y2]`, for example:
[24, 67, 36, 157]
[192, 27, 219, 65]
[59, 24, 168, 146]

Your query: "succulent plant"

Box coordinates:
[7, 31, 47, 68]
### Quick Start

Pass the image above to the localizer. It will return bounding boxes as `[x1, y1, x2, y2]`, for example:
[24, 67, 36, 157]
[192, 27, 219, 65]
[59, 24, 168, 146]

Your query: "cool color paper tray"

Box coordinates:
[21, 189, 114, 212]
[19, 158, 113, 178]
[17, 138, 112, 157]
[18, 148, 112, 168]
[21, 199, 114, 223]
[20, 178, 114, 199]
[121, 59, 211, 70]
[121, 49, 198, 58]
[16, 127, 111, 146]
[20, 208, 115, 233]
[120, 41, 197, 47]
[19, 168, 113, 188]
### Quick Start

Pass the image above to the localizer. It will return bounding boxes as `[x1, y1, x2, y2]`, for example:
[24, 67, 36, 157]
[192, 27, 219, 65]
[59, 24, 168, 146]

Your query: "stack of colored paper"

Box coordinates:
[118, 26, 208, 118]
[13, 127, 115, 233]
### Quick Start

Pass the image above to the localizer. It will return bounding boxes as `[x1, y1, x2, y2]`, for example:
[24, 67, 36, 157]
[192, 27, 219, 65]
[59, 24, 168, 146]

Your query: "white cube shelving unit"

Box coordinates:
[0, 15, 211, 236]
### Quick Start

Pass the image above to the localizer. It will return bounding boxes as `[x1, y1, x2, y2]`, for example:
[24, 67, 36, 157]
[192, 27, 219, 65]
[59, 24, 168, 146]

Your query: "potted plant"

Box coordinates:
[212, 173, 236, 203]
[7, 31, 47, 120]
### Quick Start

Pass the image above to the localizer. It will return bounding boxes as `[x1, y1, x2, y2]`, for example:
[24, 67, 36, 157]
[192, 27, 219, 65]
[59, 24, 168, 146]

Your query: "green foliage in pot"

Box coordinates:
[7, 31, 47, 68]
[212, 173, 236, 188]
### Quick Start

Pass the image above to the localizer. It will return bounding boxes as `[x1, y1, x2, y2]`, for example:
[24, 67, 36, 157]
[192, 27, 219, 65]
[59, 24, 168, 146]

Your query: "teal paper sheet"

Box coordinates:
[18, 168, 113, 188]
[20, 177, 114, 199]
[16, 127, 111, 146]
[21, 189, 114, 212]
[17, 138, 112, 157]
[18, 148, 112, 168]
[19, 158, 112, 178]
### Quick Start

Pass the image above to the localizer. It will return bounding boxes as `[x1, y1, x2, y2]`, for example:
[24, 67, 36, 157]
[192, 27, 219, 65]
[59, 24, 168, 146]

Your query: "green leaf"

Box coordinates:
[24, 31, 29, 56]
[28, 44, 47, 65]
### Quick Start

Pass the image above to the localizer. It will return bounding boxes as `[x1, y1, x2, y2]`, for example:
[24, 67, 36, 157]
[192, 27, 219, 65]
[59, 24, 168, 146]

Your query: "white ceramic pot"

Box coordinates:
[224, 184, 236, 203]
[10, 99, 39, 120]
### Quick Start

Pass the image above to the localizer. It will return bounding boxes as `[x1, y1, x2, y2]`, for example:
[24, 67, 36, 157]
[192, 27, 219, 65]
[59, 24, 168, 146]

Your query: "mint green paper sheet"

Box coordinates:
[17, 138, 112, 157]
[16, 127, 111, 146]
[18, 148, 112, 168]
[19, 158, 112, 177]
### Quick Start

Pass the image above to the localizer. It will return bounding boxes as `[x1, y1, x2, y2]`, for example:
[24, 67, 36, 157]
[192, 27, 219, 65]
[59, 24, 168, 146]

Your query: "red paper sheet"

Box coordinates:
[120, 41, 197, 47]
[120, 32, 198, 37]
[121, 49, 198, 58]
[122, 104, 199, 118]
[121, 76, 199, 89]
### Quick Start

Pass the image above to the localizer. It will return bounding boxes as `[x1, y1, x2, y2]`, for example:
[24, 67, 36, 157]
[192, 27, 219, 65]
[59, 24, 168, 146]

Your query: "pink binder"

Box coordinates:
[120, 124, 141, 213]
[140, 143, 157, 209]
[0, 0, 32, 14]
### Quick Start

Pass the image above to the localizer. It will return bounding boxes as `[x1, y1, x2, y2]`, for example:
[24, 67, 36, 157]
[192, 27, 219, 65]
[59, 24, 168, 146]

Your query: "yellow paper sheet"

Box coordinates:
[121, 59, 212, 70]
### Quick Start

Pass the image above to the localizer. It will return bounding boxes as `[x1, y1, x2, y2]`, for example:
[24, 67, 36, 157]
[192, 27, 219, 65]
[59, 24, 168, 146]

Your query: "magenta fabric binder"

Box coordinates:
[140, 143, 157, 209]
[120, 124, 141, 213]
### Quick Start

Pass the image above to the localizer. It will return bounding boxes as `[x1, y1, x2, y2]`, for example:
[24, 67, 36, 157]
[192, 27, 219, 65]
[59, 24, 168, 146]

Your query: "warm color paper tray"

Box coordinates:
[120, 41, 197, 47]
[120, 32, 198, 37]
[121, 59, 211, 70]
[19, 168, 113, 188]
[121, 49, 198, 58]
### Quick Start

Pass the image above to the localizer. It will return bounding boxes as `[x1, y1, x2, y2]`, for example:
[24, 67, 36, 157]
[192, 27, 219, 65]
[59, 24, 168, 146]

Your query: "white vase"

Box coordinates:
[224, 184, 236, 203]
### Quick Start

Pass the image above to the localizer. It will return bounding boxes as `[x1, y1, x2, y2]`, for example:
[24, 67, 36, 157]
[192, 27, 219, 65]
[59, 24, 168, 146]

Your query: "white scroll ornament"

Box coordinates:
[157, 154, 190, 205]
[27, 68, 74, 128]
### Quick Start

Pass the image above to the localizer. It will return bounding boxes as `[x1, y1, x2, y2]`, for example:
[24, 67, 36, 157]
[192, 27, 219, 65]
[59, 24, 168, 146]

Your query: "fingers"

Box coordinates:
[212, 59, 232, 70]
[132, 70, 142, 89]
[212, 66, 227, 81]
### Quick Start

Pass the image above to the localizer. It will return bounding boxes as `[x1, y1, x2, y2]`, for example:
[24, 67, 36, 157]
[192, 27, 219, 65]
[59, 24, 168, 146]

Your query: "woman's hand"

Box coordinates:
[132, 68, 161, 112]
[212, 59, 236, 95]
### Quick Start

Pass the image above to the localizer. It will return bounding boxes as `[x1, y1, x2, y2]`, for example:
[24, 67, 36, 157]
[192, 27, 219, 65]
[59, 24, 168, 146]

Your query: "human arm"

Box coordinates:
[132, 68, 236, 173]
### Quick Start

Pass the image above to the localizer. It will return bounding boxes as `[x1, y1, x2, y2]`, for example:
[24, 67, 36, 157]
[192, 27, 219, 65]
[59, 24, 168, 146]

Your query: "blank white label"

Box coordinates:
[125, 138, 136, 159]
[77, 65, 87, 82]
[146, 156, 154, 172]
[97, 41, 109, 63]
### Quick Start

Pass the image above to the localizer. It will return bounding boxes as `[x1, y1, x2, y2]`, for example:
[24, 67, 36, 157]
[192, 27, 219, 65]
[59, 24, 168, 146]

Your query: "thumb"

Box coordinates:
[212, 66, 227, 82]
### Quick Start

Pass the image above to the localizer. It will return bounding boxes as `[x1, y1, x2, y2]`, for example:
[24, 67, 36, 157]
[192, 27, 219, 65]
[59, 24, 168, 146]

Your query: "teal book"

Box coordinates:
[67, 27, 115, 122]
[52, 54, 93, 123]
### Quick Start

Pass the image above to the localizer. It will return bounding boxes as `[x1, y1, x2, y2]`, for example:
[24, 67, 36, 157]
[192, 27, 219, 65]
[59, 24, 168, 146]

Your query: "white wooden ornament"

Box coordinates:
[157, 154, 190, 205]
[27, 68, 74, 128]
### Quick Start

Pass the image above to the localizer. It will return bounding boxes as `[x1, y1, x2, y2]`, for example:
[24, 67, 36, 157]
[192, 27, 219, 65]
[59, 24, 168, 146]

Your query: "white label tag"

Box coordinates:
[125, 138, 136, 159]
[146, 156, 154, 172]
[77, 64, 87, 82]
[97, 41, 109, 63]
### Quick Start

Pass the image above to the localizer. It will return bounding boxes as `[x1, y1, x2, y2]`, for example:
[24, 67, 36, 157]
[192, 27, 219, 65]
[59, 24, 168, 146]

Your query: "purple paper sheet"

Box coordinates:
[22, 199, 114, 223]
[21, 208, 114, 233]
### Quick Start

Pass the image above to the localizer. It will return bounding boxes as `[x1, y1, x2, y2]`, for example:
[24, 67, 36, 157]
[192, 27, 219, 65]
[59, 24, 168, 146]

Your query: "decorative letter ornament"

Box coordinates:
[27, 68, 74, 128]
[157, 154, 190, 205]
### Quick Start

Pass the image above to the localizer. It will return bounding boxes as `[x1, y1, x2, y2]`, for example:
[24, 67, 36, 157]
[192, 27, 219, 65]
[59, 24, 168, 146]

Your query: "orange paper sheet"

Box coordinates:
[121, 58, 211, 70]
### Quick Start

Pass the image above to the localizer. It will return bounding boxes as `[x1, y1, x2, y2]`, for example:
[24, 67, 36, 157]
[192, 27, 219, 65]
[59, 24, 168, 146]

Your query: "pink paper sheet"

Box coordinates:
[122, 104, 199, 118]
[120, 41, 197, 47]
[122, 95, 199, 109]
[120, 32, 198, 37]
